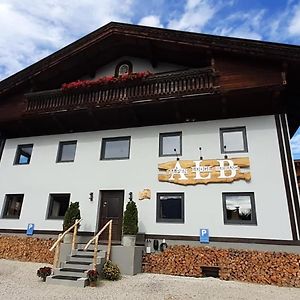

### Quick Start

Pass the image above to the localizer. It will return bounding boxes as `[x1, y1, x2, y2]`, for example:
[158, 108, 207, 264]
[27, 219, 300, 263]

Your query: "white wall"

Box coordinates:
[80, 56, 185, 80]
[0, 115, 292, 240]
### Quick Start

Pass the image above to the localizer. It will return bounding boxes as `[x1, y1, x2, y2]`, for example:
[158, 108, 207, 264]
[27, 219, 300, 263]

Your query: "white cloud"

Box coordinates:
[0, 0, 134, 80]
[288, 3, 300, 36]
[167, 0, 218, 32]
[212, 10, 265, 40]
[138, 15, 163, 28]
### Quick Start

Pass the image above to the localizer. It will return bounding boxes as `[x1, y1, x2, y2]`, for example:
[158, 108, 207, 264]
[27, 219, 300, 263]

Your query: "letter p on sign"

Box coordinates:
[200, 228, 209, 243]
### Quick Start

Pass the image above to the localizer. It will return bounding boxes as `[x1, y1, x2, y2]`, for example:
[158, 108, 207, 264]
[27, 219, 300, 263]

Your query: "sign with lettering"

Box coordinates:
[200, 229, 209, 243]
[158, 157, 251, 185]
[26, 223, 34, 236]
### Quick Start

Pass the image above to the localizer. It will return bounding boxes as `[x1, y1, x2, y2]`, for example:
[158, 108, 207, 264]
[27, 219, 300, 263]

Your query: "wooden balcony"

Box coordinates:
[25, 67, 219, 114]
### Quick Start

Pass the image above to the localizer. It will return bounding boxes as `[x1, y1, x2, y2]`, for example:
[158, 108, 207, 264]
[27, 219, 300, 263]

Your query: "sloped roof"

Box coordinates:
[1, 22, 300, 96]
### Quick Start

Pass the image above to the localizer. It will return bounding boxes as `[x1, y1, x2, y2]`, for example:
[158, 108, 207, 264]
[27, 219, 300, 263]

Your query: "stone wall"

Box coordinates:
[0, 235, 54, 264]
[143, 245, 300, 287]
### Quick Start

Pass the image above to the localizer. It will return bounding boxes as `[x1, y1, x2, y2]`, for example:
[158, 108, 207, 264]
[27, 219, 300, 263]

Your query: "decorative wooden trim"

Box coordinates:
[275, 115, 298, 240]
[280, 114, 300, 237]
[145, 234, 300, 246]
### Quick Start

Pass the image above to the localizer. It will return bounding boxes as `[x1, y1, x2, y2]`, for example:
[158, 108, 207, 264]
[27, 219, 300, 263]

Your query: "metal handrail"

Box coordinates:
[83, 220, 113, 269]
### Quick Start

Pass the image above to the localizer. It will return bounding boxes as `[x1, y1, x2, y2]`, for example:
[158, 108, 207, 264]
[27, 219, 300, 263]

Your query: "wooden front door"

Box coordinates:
[98, 190, 124, 242]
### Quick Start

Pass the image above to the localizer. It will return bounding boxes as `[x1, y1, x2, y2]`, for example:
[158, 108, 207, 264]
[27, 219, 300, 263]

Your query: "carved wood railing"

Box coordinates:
[83, 220, 113, 270]
[25, 68, 219, 114]
[49, 218, 82, 268]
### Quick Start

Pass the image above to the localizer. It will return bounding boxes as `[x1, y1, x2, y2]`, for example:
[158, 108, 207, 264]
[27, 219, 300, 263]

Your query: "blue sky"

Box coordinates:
[0, 0, 300, 157]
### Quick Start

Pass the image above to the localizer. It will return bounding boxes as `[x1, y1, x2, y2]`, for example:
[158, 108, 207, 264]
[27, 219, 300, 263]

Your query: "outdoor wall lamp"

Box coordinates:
[89, 192, 94, 201]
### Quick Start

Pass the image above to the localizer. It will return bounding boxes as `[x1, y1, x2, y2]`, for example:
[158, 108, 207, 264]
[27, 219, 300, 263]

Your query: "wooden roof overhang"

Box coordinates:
[0, 22, 299, 138]
[1, 68, 284, 138]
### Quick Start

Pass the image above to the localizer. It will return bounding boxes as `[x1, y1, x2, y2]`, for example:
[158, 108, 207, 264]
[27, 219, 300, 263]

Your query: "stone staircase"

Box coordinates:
[46, 246, 106, 287]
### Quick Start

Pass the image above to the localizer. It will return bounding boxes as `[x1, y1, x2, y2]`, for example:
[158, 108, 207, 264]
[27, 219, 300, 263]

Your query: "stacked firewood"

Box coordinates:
[143, 245, 300, 287]
[0, 235, 54, 264]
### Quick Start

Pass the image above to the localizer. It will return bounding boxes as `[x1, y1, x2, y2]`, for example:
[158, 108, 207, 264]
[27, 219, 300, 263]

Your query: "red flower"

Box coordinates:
[61, 71, 153, 92]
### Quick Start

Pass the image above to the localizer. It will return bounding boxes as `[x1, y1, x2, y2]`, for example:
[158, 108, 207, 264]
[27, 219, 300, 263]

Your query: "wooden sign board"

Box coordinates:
[158, 157, 251, 185]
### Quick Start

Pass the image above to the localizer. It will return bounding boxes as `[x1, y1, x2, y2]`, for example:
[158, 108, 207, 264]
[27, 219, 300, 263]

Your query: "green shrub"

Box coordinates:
[123, 200, 138, 235]
[103, 260, 121, 281]
[63, 202, 81, 231]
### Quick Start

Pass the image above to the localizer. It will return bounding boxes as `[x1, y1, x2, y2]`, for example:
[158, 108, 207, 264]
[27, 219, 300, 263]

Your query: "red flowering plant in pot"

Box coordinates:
[87, 269, 99, 287]
[61, 71, 153, 92]
[37, 266, 52, 282]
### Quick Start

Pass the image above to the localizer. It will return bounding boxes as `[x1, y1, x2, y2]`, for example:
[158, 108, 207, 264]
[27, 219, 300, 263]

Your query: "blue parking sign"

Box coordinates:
[200, 228, 209, 243]
[26, 223, 34, 236]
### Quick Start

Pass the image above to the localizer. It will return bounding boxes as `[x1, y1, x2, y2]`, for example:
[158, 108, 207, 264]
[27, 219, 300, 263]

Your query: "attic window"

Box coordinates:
[115, 61, 132, 77]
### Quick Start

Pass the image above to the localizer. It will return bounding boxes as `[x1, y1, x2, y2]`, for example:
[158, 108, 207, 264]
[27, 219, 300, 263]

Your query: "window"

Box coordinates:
[157, 193, 184, 223]
[115, 60, 132, 77]
[222, 192, 257, 225]
[2, 194, 24, 219]
[14, 144, 33, 165]
[220, 127, 248, 153]
[57, 141, 77, 162]
[159, 132, 182, 157]
[100, 136, 131, 160]
[47, 194, 70, 219]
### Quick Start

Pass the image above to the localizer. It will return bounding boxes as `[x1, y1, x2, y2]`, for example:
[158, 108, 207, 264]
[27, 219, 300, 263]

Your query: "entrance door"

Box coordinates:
[98, 190, 124, 242]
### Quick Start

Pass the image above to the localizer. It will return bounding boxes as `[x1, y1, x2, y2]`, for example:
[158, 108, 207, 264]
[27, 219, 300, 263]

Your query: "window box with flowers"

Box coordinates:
[61, 71, 153, 93]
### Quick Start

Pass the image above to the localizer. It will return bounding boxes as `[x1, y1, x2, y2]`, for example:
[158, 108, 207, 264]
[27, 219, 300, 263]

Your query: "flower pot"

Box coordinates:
[89, 281, 97, 287]
[122, 235, 136, 247]
[63, 232, 73, 243]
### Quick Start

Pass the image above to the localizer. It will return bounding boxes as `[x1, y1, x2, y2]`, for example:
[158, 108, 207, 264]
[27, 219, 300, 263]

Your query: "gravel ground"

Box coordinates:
[0, 259, 300, 300]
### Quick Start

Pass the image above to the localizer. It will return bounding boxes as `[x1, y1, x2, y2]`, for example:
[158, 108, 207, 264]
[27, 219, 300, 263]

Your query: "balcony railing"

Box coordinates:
[25, 67, 219, 114]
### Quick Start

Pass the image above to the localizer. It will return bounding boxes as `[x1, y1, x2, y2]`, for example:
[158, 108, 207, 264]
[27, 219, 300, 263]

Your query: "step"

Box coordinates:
[53, 268, 87, 278]
[62, 262, 93, 272]
[46, 275, 88, 287]
[67, 255, 94, 263]
[66, 261, 91, 266]
[75, 249, 106, 258]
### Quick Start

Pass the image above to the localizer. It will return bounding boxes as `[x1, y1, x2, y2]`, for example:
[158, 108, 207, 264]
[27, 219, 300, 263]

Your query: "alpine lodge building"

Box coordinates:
[0, 22, 300, 252]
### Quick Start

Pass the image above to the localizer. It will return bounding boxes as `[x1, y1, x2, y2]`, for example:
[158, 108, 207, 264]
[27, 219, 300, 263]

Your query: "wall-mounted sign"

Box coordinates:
[138, 189, 151, 200]
[158, 157, 251, 185]
[200, 229, 209, 243]
[26, 223, 34, 236]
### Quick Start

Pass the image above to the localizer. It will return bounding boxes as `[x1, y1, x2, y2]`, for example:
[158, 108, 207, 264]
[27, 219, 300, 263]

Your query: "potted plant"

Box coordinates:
[87, 269, 99, 287]
[122, 194, 138, 246]
[63, 202, 81, 243]
[102, 260, 121, 281]
[37, 266, 52, 282]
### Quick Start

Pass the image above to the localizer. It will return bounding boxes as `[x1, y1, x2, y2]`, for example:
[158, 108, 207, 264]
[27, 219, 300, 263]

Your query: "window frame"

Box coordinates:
[14, 144, 33, 165]
[1, 194, 24, 219]
[46, 193, 71, 220]
[56, 140, 77, 163]
[220, 126, 248, 154]
[114, 60, 133, 77]
[159, 131, 182, 157]
[156, 192, 185, 223]
[222, 192, 257, 225]
[100, 136, 131, 160]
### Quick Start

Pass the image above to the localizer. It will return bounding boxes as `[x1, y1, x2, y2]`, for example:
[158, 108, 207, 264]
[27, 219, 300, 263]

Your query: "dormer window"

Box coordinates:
[115, 60, 132, 77]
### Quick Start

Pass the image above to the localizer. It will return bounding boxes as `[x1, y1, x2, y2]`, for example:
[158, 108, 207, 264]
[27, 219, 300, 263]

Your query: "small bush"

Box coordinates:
[87, 269, 99, 282]
[63, 202, 81, 231]
[37, 266, 52, 281]
[103, 260, 121, 281]
[123, 200, 138, 235]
